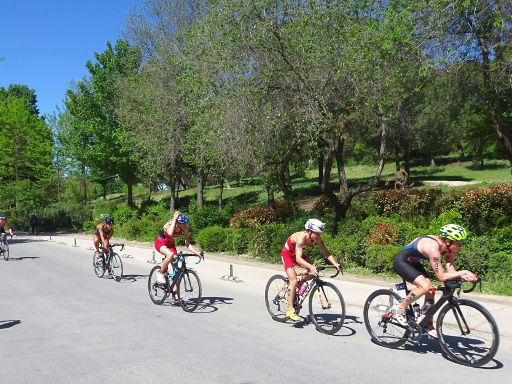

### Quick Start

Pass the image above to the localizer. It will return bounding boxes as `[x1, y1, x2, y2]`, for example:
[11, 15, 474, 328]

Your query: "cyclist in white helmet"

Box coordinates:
[280, 218, 341, 321]
[391, 224, 477, 337]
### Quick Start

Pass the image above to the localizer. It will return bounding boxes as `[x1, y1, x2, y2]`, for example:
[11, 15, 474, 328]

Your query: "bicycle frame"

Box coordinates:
[400, 279, 478, 336]
[163, 252, 203, 292]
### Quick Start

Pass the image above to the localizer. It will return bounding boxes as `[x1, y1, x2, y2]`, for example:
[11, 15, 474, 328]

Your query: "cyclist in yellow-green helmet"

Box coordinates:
[390, 224, 477, 337]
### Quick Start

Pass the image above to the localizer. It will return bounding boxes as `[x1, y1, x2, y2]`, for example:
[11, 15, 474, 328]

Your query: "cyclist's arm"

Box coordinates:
[427, 248, 475, 282]
[316, 239, 340, 269]
[98, 227, 109, 249]
[182, 226, 202, 257]
[165, 211, 181, 237]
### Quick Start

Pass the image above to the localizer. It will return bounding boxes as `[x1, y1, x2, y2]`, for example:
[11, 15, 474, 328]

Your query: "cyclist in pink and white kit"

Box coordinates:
[280, 219, 340, 321]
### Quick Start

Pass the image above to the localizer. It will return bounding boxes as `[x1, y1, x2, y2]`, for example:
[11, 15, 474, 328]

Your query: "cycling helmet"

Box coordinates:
[0, 216, 5, 220]
[305, 218, 325, 233]
[176, 213, 189, 224]
[440, 224, 467, 242]
[104, 216, 114, 225]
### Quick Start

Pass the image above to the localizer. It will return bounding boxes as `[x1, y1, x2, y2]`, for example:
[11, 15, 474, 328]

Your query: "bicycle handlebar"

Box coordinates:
[177, 251, 204, 265]
[109, 243, 125, 251]
[443, 277, 481, 293]
[462, 277, 482, 294]
[317, 265, 342, 279]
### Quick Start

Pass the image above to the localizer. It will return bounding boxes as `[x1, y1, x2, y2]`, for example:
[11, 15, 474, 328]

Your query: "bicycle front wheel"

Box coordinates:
[110, 253, 123, 282]
[437, 299, 500, 367]
[177, 270, 202, 312]
[3, 243, 9, 261]
[308, 282, 346, 335]
[92, 254, 105, 278]
[264, 275, 290, 323]
[363, 289, 409, 348]
[148, 266, 168, 305]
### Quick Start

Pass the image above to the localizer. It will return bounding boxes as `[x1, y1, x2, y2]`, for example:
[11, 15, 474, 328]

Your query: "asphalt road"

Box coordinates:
[1, 236, 510, 384]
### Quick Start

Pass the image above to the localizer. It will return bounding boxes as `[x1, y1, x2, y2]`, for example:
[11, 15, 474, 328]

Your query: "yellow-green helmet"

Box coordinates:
[440, 224, 467, 242]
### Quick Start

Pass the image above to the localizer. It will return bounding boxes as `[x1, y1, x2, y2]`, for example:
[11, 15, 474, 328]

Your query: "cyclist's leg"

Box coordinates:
[159, 246, 177, 274]
[92, 235, 102, 258]
[393, 260, 430, 311]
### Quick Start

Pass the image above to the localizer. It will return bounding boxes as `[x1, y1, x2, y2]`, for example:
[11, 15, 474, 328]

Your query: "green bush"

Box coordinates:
[190, 206, 230, 232]
[428, 210, 465, 234]
[247, 223, 289, 262]
[196, 226, 229, 252]
[115, 214, 162, 242]
[456, 236, 498, 277]
[224, 228, 252, 254]
[487, 251, 512, 277]
[373, 189, 442, 219]
[112, 205, 139, 226]
[456, 185, 512, 234]
[365, 244, 401, 273]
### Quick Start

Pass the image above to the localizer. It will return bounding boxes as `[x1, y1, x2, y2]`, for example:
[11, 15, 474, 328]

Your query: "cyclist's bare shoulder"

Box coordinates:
[290, 231, 307, 246]
[417, 235, 442, 258]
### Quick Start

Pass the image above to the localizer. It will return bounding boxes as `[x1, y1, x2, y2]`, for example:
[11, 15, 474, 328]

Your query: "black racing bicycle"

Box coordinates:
[148, 251, 203, 312]
[264, 265, 345, 335]
[0, 233, 9, 261]
[363, 278, 500, 367]
[92, 243, 124, 282]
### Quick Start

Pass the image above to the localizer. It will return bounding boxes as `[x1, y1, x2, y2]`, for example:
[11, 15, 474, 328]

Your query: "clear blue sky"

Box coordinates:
[0, 0, 140, 117]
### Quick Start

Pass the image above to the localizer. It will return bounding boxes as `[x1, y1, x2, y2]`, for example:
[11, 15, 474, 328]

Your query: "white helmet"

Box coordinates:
[305, 218, 325, 233]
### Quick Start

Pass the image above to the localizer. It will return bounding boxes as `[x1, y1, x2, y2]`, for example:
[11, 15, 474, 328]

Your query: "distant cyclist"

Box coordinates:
[154, 210, 203, 284]
[93, 216, 114, 261]
[280, 218, 341, 321]
[391, 224, 477, 337]
[0, 216, 13, 245]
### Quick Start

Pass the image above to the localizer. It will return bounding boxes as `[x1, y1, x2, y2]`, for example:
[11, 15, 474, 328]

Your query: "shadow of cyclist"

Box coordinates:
[402, 336, 503, 369]
[118, 274, 148, 283]
[0, 320, 21, 329]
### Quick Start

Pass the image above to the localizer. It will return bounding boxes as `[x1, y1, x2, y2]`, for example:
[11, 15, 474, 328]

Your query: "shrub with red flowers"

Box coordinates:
[229, 199, 292, 228]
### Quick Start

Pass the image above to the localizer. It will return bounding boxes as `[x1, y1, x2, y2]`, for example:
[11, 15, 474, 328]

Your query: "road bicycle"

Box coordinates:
[92, 243, 124, 282]
[0, 233, 10, 261]
[363, 278, 500, 367]
[148, 251, 204, 312]
[264, 265, 345, 335]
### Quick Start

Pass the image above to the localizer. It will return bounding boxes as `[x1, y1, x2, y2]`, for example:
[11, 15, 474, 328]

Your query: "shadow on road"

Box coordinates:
[0, 320, 21, 329]
[195, 296, 235, 313]
[119, 274, 148, 283]
[6, 256, 40, 261]
[382, 337, 504, 369]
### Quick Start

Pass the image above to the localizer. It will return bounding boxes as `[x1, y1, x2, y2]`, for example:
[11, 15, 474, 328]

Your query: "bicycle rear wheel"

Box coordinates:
[363, 289, 409, 348]
[92, 253, 105, 278]
[264, 275, 290, 323]
[177, 270, 202, 312]
[437, 299, 500, 367]
[148, 265, 168, 305]
[3, 243, 9, 261]
[110, 253, 123, 282]
[308, 282, 346, 335]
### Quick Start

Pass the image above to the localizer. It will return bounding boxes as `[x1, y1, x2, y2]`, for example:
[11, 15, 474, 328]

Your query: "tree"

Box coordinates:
[427, 0, 512, 169]
[62, 40, 142, 206]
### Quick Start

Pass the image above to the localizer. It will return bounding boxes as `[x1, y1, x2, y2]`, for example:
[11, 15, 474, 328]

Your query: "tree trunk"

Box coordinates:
[126, 177, 134, 208]
[456, 144, 465, 163]
[196, 170, 205, 209]
[169, 175, 176, 212]
[373, 108, 388, 185]
[266, 183, 275, 209]
[218, 176, 224, 210]
[321, 133, 335, 194]
[317, 141, 324, 187]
